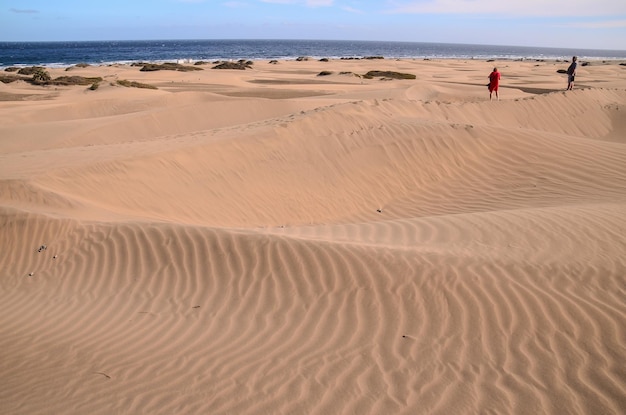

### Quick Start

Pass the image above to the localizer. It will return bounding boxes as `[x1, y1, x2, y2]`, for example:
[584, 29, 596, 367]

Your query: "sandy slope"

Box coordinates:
[1, 59, 625, 414]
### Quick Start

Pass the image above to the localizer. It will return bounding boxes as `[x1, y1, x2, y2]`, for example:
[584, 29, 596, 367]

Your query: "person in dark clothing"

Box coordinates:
[567, 56, 578, 90]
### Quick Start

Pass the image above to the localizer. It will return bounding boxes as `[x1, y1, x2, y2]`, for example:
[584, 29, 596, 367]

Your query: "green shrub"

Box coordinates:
[32, 68, 51, 84]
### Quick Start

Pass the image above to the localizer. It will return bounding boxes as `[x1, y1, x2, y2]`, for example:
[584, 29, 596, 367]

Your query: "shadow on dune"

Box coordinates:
[507, 85, 559, 94]
[447, 81, 561, 95]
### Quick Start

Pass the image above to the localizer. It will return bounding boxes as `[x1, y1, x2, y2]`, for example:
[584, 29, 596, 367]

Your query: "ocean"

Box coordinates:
[1, 39, 626, 68]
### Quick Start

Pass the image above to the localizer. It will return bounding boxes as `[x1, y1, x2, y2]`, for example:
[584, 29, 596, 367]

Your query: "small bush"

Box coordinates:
[363, 71, 416, 80]
[49, 76, 103, 86]
[139, 63, 203, 72]
[32, 68, 52, 84]
[66, 63, 91, 71]
[18, 66, 44, 76]
[212, 61, 252, 70]
[0, 74, 22, 83]
[116, 79, 158, 89]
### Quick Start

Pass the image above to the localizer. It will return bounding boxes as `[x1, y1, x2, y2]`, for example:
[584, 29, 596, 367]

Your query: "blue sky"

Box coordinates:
[2, 0, 625, 50]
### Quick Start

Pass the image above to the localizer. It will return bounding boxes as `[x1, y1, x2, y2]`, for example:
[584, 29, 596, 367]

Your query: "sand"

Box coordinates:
[1, 57, 625, 414]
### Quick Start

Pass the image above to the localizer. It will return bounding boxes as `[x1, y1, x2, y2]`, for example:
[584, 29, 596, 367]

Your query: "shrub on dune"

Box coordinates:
[363, 71, 416, 80]
[116, 79, 158, 89]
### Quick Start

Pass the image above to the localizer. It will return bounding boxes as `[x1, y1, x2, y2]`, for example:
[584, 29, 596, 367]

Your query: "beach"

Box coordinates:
[1, 58, 625, 414]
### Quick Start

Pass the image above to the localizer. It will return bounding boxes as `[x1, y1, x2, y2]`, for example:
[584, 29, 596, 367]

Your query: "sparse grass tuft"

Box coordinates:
[49, 76, 103, 86]
[66, 63, 91, 71]
[116, 79, 158, 89]
[363, 71, 416, 80]
[139, 63, 203, 72]
[211, 60, 253, 70]
[0, 74, 22, 83]
[17, 66, 44, 76]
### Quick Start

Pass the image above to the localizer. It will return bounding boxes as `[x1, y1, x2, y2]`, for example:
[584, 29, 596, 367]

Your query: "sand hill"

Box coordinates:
[1, 58, 625, 414]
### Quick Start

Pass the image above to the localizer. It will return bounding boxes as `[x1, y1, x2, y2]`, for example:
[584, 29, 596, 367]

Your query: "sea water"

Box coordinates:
[1, 39, 625, 68]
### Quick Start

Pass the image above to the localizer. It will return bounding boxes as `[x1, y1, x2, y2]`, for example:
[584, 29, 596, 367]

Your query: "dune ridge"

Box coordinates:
[1, 59, 625, 414]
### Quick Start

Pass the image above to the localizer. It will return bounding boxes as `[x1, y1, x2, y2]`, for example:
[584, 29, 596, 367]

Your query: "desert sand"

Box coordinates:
[1, 57, 625, 414]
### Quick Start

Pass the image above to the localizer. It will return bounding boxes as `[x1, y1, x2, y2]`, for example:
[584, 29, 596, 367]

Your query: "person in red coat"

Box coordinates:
[488, 67, 501, 101]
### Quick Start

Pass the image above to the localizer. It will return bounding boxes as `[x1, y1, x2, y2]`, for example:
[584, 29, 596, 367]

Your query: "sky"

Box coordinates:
[2, 0, 626, 50]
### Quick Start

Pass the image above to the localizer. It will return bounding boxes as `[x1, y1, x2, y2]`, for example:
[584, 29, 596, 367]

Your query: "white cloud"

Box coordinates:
[385, 0, 626, 17]
[10, 8, 40, 13]
[306, 0, 334, 6]
[561, 19, 626, 29]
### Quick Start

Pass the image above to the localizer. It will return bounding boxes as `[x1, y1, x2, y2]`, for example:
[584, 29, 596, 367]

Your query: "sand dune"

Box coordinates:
[1, 59, 625, 414]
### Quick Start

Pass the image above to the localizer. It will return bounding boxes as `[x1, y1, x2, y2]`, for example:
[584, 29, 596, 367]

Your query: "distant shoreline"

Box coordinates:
[3, 57, 626, 72]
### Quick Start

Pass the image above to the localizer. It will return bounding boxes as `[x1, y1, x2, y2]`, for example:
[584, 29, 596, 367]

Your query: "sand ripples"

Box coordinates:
[2, 211, 624, 414]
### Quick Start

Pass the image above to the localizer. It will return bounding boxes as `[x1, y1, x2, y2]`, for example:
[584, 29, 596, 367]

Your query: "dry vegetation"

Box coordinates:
[116, 79, 158, 89]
